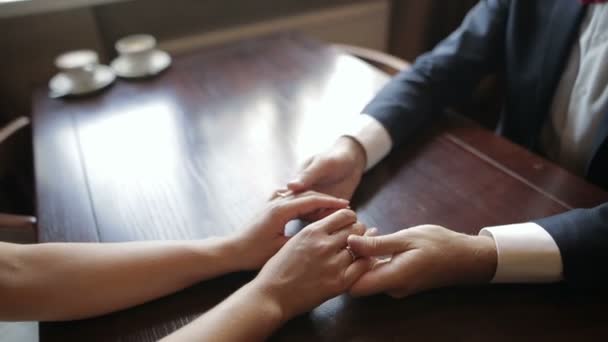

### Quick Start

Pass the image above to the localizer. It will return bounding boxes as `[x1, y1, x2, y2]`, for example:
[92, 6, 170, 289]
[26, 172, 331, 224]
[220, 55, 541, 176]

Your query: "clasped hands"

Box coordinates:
[235, 137, 497, 317]
[232, 136, 498, 322]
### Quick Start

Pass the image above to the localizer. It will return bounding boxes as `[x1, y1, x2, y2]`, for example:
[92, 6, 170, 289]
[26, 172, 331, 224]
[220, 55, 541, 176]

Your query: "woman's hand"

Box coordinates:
[161, 211, 369, 342]
[249, 209, 372, 320]
[230, 191, 351, 271]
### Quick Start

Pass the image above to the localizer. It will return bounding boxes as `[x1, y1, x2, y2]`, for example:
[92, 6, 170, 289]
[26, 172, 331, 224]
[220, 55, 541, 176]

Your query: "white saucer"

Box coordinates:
[49, 65, 116, 98]
[111, 50, 171, 79]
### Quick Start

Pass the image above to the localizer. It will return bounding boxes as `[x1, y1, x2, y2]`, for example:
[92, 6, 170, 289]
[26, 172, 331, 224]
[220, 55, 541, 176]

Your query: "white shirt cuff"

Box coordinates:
[341, 114, 393, 171]
[479, 223, 563, 283]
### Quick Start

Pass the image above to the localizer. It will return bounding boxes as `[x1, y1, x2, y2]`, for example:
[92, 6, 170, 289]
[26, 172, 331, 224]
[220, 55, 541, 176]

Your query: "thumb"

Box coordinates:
[287, 158, 325, 192]
[347, 234, 406, 257]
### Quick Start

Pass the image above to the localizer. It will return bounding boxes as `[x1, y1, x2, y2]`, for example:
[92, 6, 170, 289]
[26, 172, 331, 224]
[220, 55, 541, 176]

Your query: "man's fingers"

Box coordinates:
[347, 233, 407, 257]
[364, 227, 378, 236]
[287, 158, 325, 192]
[313, 209, 357, 234]
[348, 258, 404, 297]
[279, 195, 349, 222]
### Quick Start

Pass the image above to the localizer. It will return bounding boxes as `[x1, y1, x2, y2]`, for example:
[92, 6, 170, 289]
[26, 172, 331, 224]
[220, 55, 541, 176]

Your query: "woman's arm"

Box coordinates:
[162, 209, 371, 341]
[0, 238, 239, 321]
[162, 281, 284, 341]
[0, 191, 349, 321]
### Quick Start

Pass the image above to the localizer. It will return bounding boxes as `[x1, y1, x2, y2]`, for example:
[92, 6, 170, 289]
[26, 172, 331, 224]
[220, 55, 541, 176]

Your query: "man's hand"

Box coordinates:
[231, 191, 350, 271]
[347, 225, 497, 298]
[288, 136, 367, 202]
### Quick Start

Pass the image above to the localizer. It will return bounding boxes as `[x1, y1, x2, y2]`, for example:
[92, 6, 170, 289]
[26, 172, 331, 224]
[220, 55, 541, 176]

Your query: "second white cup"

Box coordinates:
[115, 34, 157, 69]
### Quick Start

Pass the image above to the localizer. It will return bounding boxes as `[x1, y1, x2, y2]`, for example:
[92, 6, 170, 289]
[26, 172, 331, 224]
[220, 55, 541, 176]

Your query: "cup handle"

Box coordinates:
[83, 63, 97, 73]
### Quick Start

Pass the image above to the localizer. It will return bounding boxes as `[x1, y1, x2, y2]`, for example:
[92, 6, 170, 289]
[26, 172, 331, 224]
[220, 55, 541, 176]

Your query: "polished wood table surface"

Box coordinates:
[33, 34, 608, 341]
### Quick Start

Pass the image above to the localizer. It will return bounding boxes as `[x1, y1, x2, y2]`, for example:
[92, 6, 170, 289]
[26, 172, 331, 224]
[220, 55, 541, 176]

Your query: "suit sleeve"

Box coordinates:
[363, 0, 510, 147]
[534, 202, 608, 287]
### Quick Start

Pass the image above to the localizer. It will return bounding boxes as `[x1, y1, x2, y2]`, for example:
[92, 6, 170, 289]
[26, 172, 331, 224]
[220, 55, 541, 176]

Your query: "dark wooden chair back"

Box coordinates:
[0, 116, 37, 243]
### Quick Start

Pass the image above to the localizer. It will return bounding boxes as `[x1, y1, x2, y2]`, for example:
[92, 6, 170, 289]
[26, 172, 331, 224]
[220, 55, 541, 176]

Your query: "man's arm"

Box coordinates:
[362, 0, 509, 149]
[346, 203, 608, 298]
[535, 203, 608, 286]
[288, 0, 510, 200]
[479, 202, 608, 287]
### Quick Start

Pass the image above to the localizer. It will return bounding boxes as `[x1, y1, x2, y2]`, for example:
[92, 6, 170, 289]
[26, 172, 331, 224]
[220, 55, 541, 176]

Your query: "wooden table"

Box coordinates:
[33, 33, 608, 341]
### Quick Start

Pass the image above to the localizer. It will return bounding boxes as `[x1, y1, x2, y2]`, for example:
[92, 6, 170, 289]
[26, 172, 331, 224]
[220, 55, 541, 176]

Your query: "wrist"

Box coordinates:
[198, 235, 249, 273]
[466, 235, 498, 284]
[246, 279, 286, 324]
[221, 234, 254, 271]
[337, 136, 367, 173]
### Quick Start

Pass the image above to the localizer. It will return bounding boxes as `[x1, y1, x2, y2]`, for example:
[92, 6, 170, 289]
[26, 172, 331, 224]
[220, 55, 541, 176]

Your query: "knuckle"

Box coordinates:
[300, 227, 315, 238]
[351, 222, 366, 235]
[269, 202, 285, 215]
[317, 240, 333, 253]
[369, 237, 380, 250]
[336, 209, 356, 220]
[320, 155, 341, 168]
[305, 222, 323, 234]
[423, 225, 446, 234]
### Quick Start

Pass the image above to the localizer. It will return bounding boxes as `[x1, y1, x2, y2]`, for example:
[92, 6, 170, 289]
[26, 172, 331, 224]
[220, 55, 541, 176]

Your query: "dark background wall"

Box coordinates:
[0, 0, 477, 120]
[0, 0, 479, 214]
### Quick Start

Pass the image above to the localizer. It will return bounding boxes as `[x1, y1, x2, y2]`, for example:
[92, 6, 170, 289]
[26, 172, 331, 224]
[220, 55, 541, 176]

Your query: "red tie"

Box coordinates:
[580, 0, 608, 3]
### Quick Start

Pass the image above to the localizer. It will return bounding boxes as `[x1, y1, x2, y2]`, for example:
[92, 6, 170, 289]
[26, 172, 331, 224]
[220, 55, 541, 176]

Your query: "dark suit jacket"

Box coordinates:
[363, 0, 608, 287]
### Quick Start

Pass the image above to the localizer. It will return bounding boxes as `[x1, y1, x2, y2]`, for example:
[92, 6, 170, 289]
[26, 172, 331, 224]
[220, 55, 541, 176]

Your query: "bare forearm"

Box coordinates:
[161, 281, 283, 342]
[0, 238, 242, 321]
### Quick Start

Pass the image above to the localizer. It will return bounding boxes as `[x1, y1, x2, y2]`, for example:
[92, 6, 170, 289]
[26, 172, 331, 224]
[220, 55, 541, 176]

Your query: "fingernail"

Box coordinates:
[364, 227, 377, 237]
[339, 199, 349, 203]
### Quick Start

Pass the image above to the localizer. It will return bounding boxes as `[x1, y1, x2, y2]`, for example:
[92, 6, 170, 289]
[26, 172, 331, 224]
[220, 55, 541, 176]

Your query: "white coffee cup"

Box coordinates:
[115, 34, 157, 72]
[55, 50, 99, 85]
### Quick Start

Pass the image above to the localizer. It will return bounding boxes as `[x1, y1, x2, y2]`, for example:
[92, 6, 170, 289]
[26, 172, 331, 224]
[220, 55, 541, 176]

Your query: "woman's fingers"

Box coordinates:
[277, 195, 350, 222]
[331, 223, 370, 268]
[328, 222, 366, 249]
[311, 209, 357, 234]
[344, 258, 375, 288]
[299, 207, 339, 222]
[334, 248, 356, 268]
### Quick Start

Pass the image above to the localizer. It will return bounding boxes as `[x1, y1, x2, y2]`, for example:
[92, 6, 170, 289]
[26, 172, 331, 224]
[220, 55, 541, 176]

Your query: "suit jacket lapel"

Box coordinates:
[531, 0, 586, 149]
